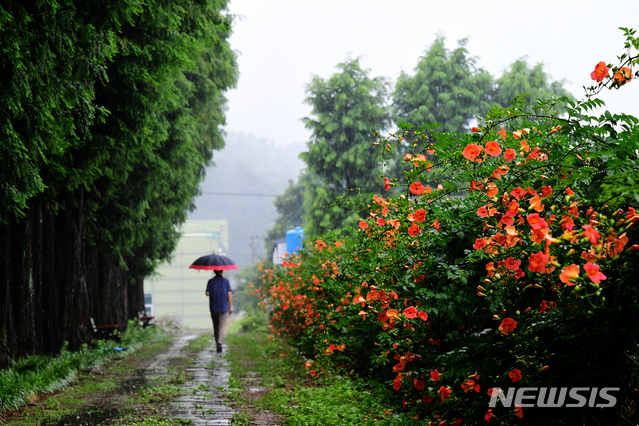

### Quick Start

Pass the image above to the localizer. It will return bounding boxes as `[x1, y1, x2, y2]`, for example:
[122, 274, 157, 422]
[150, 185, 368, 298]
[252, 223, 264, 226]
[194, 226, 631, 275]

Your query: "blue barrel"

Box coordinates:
[286, 227, 305, 255]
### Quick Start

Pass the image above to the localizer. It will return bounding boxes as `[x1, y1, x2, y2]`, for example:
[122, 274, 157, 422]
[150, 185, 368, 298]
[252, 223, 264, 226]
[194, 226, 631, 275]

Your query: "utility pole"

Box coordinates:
[250, 235, 255, 264]
[249, 235, 262, 264]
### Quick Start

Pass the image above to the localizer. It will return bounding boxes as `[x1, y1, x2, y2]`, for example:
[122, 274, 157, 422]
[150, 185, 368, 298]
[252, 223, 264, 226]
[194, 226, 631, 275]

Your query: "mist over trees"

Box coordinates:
[269, 36, 573, 237]
[0, 0, 237, 366]
[188, 132, 305, 265]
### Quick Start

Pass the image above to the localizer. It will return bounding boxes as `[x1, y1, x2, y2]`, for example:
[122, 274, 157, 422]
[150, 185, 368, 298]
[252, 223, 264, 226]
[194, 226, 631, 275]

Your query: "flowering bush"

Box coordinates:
[257, 29, 639, 425]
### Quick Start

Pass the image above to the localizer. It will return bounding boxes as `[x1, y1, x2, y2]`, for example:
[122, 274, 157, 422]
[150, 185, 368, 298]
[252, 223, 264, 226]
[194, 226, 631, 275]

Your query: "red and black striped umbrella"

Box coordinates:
[189, 254, 239, 271]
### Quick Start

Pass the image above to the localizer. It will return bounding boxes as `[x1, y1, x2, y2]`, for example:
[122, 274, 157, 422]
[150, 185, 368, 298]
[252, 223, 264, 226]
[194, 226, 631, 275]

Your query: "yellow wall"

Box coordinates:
[144, 220, 229, 328]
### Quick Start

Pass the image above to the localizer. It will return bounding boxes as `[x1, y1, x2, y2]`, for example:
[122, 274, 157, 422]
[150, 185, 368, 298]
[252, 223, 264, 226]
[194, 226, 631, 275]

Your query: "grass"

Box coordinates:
[0, 321, 166, 414]
[225, 313, 406, 426]
[0, 322, 175, 425]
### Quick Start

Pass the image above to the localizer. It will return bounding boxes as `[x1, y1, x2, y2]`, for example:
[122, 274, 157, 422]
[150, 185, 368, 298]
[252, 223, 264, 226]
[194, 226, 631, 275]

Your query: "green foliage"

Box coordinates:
[226, 331, 405, 425]
[265, 172, 308, 248]
[231, 261, 268, 313]
[394, 36, 493, 134]
[274, 38, 571, 237]
[493, 58, 572, 109]
[0, 320, 164, 413]
[301, 57, 390, 235]
[0, 0, 238, 285]
[261, 30, 639, 425]
[268, 379, 405, 426]
[82, 0, 238, 278]
[0, 0, 141, 222]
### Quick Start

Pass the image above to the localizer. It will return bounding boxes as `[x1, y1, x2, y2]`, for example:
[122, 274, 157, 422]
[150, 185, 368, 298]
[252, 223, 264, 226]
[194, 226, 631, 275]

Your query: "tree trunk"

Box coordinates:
[0, 190, 143, 366]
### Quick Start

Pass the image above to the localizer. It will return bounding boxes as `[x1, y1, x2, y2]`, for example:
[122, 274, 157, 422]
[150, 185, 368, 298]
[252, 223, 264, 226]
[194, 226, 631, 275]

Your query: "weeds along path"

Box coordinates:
[152, 335, 236, 425]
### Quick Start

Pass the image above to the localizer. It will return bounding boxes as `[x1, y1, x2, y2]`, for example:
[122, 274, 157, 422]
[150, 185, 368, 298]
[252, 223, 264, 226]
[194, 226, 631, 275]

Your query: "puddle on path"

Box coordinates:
[36, 334, 236, 425]
[166, 340, 235, 425]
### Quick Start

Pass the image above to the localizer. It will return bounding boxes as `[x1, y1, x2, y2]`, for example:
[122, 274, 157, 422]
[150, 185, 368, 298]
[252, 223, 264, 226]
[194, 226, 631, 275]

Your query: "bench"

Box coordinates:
[138, 315, 155, 328]
[90, 317, 120, 341]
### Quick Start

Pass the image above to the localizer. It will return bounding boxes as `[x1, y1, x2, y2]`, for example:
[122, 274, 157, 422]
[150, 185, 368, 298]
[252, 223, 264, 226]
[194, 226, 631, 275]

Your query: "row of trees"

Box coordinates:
[267, 36, 571, 242]
[0, 0, 237, 366]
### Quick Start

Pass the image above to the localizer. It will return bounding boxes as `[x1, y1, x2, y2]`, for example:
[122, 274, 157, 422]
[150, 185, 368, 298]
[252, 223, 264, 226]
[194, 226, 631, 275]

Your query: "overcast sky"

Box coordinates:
[223, 0, 639, 147]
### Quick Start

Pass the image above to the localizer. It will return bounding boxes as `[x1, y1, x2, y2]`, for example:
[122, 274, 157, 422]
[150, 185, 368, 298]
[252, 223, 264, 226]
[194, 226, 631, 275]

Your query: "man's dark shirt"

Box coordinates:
[206, 276, 232, 312]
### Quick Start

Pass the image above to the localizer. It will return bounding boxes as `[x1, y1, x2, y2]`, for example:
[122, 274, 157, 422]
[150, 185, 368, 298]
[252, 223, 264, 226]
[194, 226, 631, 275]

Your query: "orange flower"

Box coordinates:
[485, 262, 495, 277]
[541, 185, 553, 197]
[408, 223, 420, 236]
[511, 186, 526, 200]
[591, 61, 610, 82]
[529, 196, 544, 212]
[393, 363, 405, 372]
[539, 300, 548, 314]
[568, 201, 579, 217]
[403, 306, 418, 318]
[438, 386, 452, 402]
[384, 177, 392, 191]
[386, 309, 399, 318]
[430, 369, 441, 381]
[387, 218, 400, 229]
[378, 312, 389, 322]
[461, 379, 480, 393]
[410, 182, 425, 195]
[504, 148, 516, 162]
[477, 205, 489, 218]
[486, 182, 498, 197]
[528, 251, 549, 273]
[582, 225, 600, 245]
[505, 257, 521, 271]
[499, 317, 517, 335]
[491, 165, 509, 179]
[413, 208, 426, 222]
[520, 140, 530, 152]
[359, 221, 368, 230]
[559, 264, 580, 285]
[352, 295, 366, 304]
[310, 370, 317, 376]
[549, 125, 562, 135]
[471, 126, 479, 132]
[526, 213, 548, 230]
[414, 379, 426, 390]
[377, 217, 386, 226]
[509, 368, 522, 382]
[431, 219, 440, 231]
[498, 128, 506, 141]
[473, 238, 487, 250]
[470, 181, 484, 192]
[584, 263, 606, 284]
[463, 144, 482, 161]
[485, 141, 502, 157]
[514, 404, 524, 418]
[613, 66, 632, 86]
[418, 311, 428, 321]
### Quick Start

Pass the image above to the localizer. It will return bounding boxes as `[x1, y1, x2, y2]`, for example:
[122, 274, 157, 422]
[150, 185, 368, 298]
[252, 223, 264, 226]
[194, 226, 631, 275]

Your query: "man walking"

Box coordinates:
[205, 269, 232, 353]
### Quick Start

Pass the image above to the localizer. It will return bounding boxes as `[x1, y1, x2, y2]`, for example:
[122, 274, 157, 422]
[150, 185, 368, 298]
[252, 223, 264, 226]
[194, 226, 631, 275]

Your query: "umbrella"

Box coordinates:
[189, 254, 239, 271]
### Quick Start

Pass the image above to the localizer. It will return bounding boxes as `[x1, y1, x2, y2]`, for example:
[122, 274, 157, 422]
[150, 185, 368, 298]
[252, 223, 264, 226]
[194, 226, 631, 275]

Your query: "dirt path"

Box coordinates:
[159, 336, 235, 425]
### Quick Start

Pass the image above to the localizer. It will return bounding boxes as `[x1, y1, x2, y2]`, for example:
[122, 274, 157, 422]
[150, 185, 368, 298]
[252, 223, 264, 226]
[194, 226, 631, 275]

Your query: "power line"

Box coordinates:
[200, 192, 279, 197]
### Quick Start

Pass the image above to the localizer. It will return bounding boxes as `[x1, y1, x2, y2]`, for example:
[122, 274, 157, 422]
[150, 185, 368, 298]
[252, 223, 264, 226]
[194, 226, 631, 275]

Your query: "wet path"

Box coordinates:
[145, 335, 235, 425]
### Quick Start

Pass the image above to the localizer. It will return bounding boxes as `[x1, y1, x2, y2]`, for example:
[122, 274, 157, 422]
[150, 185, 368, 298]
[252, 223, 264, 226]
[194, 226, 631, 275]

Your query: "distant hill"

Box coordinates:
[188, 131, 305, 266]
